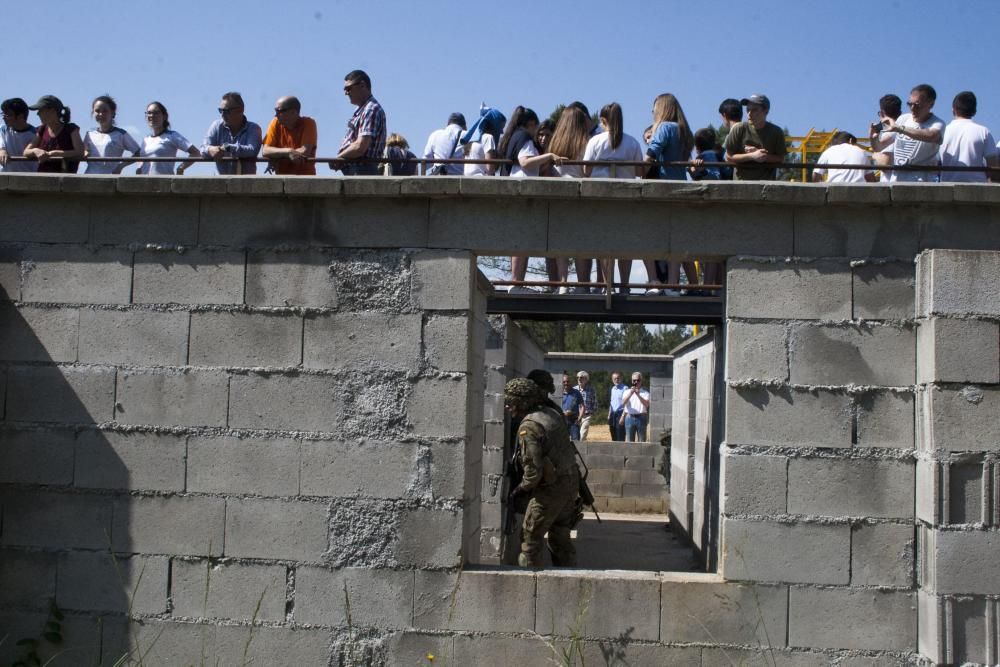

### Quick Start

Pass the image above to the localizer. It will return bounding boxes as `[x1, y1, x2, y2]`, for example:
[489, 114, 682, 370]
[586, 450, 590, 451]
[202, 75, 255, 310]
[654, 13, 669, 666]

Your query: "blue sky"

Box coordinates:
[4, 0, 1000, 176]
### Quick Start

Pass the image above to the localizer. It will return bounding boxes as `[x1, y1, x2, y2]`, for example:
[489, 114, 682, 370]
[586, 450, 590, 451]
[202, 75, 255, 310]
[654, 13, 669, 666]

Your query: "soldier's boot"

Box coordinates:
[547, 524, 577, 568]
[517, 551, 544, 569]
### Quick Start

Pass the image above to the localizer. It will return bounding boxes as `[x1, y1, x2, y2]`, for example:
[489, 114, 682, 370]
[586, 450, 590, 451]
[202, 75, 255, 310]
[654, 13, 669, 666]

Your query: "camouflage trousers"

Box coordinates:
[519, 473, 581, 568]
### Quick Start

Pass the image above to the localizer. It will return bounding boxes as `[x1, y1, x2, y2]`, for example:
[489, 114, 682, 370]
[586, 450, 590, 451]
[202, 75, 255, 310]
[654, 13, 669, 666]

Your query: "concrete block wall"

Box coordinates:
[577, 441, 669, 514]
[479, 315, 545, 563]
[723, 256, 920, 661]
[648, 372, 673, 437]
[915, 249, 1000, 666]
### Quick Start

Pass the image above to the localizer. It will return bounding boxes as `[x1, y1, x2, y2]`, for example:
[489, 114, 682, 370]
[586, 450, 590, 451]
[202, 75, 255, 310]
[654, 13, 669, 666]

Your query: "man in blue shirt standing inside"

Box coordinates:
[560, 374, 585, 441]
[607, 371, 628, 441]
[202, 91, 262, 174]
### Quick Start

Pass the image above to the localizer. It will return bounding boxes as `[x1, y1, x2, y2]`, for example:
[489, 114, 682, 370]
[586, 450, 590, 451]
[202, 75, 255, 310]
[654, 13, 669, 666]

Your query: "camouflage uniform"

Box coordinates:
[512, 391, 582, 568]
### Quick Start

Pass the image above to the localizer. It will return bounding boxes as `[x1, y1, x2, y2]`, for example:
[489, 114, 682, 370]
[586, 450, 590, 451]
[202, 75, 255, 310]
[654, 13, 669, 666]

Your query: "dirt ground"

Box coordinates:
[585, 423, 612, 440]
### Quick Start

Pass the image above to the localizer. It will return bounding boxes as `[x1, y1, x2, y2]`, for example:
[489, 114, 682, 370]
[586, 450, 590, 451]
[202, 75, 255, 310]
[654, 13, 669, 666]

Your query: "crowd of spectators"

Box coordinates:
[544, 370, 652, 444]
[2, 79, 997, 294]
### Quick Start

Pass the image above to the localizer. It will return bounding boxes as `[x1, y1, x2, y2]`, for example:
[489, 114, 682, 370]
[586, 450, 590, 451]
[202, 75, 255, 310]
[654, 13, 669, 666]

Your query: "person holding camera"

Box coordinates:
[618, 372, 651, 443]
[873, 84, 945, 183]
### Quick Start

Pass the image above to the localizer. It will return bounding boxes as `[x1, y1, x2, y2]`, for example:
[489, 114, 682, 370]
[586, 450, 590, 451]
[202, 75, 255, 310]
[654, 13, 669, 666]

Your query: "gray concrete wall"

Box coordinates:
[2, 175, 1000, 665]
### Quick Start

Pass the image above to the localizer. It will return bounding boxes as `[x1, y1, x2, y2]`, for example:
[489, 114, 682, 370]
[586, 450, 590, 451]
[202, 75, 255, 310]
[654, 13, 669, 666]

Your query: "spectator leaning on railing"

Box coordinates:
[137, 101, 200, 175]
[84, 95, 140, 175]
[202, 91, 263, 175]
[723, 93, 785, 181]
[876, 84, 944, 183]
[0, 97, 37, 173]
[330, 69, 386, 176]
[939, 91, 999, 183]
[423, 112, 466, 175]
[262, 96, 317, 175]
[24, 95, 84, 174]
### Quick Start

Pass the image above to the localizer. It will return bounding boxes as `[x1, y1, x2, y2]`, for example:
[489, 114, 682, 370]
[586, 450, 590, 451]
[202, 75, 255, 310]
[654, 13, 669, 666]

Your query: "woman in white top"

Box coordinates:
[496, 107, 560, 293]
[138, 101, 200, 175]
[84, 95, 140, 175]
[549, 106, 593, 293]
[583, 103, 644, 293]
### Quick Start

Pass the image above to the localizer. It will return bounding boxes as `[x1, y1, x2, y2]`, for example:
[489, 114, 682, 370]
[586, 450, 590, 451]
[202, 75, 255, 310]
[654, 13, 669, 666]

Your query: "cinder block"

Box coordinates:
[384, 632, 456, 667]
[924, 385, 1000, 452]
[189, 311, 303, 367]
[851, 522, 914, 587]
[412, 250, 475, 311]
[917, 317, 1000, 384]
[946, 460, 985, 524]
[245, 250, 338, 307]
[726, 321, 789, 382]
[722, 452, 787, 516]
[0, 305, 78, 362]
[0, 609, 100, 666]
[0, 249, 19, 300]
[0, 428, 75, 485]
[672, 205, 794, 257]
[727, 259, 852, 320]
[295, 566, 413, 628]
[112, 495, 224, 556]
[624, 454, 654, 470]
[187, 435, 300, 496]
[926, 529, 1000, 594]
[228, 373, 342, 432]
[413, 569, 535, 633]
[20, 246, 132, 304]
[116, 369, 229, 427]
[407, 377, 468, 438]
[90, 196, 199, 245]
[452, 634, 561, 667]
[536, 570, 660, 640]
[917, 249, 1000, 317]
[583, 453, 626, 469]
[726, 386, 852, 448]
[198, 197, 320, 246]
[788, 587, 916, 651]
[0, 194, 90, 243]
[794, 203, 916, 258]
[789, 323, 915, 386]
[56, 551, 167, 614]
[281, 177, 342, 196]
[853, 262, 915, 320]
[622, 483, 667, 498]
[661, 581, 788, 645]
[430, 198, 548, 253]
[0, 491, 111, 549]
[300, 439, 416, 499]
[424, 314, 472, 372]
[6, 365, 115, 424]
[171, 560, 286, 621]
[303, 312, 420, 371]
[0, 549, 57, 608]
[855, 391, 915, 449]
[607, 497, 636, 512]
[75, 430, 186, 492]
[549, 200, 668, 255]
[395, 508, 463, 568]
[133, 249, 244, 305]
[225, 498, 329, 561]
[325, 197, 430, 247]
[78, 308, 188, 366]
[787, 457, 914, 519]
[722, 518, 850, 584]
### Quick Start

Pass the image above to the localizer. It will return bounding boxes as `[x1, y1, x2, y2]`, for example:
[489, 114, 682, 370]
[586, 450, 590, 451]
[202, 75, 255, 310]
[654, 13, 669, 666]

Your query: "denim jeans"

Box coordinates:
[609, 408, 624, 441]
[568, 422, 581, 441]
[624, 413, 648, 442]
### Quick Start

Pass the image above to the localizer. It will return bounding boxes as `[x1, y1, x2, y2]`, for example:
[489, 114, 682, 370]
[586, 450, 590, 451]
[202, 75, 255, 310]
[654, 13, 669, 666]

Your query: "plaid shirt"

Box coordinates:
[575, 383, 597, 415]
[340, 95, 386, 161]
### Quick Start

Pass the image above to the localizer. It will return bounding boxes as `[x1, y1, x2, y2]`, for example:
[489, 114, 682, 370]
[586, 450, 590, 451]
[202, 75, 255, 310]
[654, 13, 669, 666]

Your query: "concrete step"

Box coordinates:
[578, 440, 665, 459]
[586, 468, 666, 486]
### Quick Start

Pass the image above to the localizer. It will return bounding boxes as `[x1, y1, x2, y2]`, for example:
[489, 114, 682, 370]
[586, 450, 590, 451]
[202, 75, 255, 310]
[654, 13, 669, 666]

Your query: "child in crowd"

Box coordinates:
[138, 101, 200, 175]
[84, 95, 140, 175]
[383, 133, 417, 175]
[0, 97, 37, 172]
[23, 95, 84, 173]
[689, 127, 721, 181]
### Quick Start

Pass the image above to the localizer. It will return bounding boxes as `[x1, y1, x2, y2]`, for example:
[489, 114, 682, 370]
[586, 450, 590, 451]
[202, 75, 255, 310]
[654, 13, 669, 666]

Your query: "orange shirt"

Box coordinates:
[263, 116, 318, 175]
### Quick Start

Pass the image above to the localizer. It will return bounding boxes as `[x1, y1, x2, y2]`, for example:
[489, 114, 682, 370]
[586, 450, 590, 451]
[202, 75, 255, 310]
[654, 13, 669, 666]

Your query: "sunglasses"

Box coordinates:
[274, 107, 293, 115]
[218, 107, 241, 115]
[343, 81, 362, 92]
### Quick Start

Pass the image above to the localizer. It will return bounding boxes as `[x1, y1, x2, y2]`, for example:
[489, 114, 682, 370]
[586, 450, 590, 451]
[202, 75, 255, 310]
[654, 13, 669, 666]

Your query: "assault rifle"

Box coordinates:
[572, 443, 601, 523]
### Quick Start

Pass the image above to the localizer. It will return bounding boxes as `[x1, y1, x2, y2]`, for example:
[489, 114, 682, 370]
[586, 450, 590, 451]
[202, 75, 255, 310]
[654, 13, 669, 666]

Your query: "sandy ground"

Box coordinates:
[585, 424, 612, 440]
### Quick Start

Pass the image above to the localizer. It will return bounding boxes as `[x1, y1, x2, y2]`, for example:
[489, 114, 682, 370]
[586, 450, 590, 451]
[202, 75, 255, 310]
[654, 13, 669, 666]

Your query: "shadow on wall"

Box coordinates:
[0, 267, 135, 665]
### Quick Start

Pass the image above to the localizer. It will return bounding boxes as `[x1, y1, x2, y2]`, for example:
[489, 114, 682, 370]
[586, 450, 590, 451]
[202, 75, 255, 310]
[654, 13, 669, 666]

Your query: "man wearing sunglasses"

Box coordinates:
[879, 84, 945, 182]
[262, 96, 318, 175]
[202, 92, 262, 175]
[618, 372, 651, 443]
[330, 69, 386, 176]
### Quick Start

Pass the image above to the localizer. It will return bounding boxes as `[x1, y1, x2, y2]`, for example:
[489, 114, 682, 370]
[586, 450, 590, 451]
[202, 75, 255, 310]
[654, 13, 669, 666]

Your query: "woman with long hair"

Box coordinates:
[138, 101, 200, 175]
[23, 95, 84, 173]
[84, 95, 140, 175]
[549, 105, 594, 293]
[497, 106, 560, 293]
[583, 102, 645, 293]
[644, 93, 695, 295]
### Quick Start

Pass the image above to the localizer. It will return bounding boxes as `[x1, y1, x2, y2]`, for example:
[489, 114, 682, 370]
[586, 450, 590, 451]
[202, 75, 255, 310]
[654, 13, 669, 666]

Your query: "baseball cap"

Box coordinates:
[28, 95, 64, 110]
[740, 94, 770, 110]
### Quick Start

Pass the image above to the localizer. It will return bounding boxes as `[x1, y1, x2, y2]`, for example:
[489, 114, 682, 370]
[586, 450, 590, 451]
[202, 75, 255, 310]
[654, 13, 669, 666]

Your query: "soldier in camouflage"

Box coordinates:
[504, 378, 582, 568]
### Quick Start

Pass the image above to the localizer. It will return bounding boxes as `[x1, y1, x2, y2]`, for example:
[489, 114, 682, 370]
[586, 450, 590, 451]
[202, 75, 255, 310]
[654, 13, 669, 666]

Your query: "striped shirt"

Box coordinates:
[340, 95, 386, 161]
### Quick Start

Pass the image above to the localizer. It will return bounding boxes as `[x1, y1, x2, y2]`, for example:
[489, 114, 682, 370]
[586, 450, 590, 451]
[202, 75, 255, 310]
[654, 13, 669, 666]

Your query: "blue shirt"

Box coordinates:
[609, 382, 628, 412]
[201, 117, 263, 174]
[561, 388, 584, 425]
[691, 149, 722, 181]
[646, 121, 687, 180]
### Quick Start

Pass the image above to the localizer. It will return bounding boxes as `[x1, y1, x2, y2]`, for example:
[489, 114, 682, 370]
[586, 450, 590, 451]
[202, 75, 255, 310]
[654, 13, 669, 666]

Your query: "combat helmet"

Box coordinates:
[504, 377, 544, 412]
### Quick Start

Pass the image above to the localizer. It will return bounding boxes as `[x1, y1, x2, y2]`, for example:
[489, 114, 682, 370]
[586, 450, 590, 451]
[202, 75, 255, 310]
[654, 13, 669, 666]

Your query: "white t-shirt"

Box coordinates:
[623, 387, 650, 415]
[890, 112, 945, 182]
[554, 154, 585, 179]
[138, 130, 193, 175]
[464, 133, 496, 176]
[939, 117, 999, 183]
[583, 131, 643, 178]
[510, 142, 539, 177]
[814, 143, 872, 183]
[0, 124, 37, 172]
[84, 127, 141, 174]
